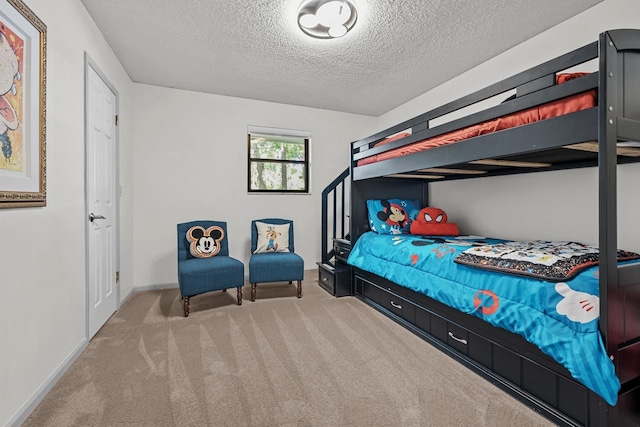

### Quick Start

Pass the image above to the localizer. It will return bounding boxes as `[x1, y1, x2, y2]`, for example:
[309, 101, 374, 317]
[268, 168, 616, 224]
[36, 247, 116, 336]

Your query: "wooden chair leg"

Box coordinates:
[251, 283, 257, 301]
[237, 286, 243, 305]
[297, 280, 302, 298]
[183, 297, 190, 317]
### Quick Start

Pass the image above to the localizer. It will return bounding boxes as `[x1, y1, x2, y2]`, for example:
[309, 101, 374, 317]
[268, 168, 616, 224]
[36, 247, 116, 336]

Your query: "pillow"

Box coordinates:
[410, 207, 460, 236]
[254, 222, 290, 253]
[366, 199, 420, 235]
[186, 225, 224, 258]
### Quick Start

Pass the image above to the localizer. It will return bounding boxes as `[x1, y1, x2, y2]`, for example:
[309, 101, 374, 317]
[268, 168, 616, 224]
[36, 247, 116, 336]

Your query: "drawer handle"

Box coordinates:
[390, 301, 402, 309]
[322, 277, 328, 282]
[448, 331, 467, 345]
[339, 251, 345, 255]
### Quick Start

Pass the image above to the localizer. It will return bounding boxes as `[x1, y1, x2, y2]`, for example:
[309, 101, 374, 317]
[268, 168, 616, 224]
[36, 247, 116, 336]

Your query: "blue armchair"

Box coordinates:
[249, 218, 304, 301]
[177, 220, 244, 316]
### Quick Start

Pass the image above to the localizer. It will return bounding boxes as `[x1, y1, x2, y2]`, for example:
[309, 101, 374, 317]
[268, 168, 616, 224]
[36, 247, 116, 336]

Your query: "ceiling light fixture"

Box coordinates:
[298, 0, 358, 39]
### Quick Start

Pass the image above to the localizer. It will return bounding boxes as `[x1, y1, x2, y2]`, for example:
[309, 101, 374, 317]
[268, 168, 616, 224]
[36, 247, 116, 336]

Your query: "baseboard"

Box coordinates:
[7, 338, 89, 427]
[9, 270, 321, 426]
[119, 286, 136, 306]
[120, 283, 178, 306]
[8, 284, 179, 426]
[124, 271, 317, 301]
[134, 282, 179, 292]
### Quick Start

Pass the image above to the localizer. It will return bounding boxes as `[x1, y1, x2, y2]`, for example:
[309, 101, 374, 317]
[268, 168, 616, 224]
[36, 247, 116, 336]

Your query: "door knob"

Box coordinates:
[89, 213, 106, 222]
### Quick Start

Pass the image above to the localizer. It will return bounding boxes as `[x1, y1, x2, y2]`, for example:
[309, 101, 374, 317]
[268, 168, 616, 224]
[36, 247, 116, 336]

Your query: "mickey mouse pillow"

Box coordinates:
[366, 199, 420, 235]
[186, 225, 224, 258]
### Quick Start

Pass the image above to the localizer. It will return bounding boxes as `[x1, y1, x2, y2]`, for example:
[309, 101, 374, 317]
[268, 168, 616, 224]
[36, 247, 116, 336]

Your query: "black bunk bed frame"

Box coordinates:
[345, 29, 640, 426]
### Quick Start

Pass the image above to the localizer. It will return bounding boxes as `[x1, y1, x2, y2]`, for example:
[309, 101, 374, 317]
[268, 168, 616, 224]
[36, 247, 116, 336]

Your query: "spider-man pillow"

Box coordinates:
[366, 199, 420, 235]
[410, 207, 460, 236]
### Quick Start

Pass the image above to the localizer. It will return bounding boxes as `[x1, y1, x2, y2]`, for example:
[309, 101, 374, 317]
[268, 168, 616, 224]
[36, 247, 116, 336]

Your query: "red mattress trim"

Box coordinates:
[358, 74, 596, 167]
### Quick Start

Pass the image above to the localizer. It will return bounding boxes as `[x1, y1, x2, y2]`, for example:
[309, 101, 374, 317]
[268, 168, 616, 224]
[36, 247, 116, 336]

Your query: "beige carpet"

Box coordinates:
[23, 272, 555, 426]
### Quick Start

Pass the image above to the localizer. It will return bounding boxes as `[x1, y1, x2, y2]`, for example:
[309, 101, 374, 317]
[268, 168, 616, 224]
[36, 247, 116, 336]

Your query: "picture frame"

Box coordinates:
[0, 0, 46, 208]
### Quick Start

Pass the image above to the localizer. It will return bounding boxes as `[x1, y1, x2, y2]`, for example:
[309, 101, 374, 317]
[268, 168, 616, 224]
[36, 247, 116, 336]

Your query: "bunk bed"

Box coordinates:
[345, 29, 640, 427]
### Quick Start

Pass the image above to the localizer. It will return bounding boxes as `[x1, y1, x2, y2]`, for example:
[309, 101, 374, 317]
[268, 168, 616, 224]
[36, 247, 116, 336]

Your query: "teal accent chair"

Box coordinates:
[249, 218, 304, 301]
[177, 220, 244, 316]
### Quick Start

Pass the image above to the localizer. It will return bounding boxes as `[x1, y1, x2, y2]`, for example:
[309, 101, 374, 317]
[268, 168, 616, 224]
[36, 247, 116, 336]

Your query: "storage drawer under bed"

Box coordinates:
[359, 279, 415, 325]
[318, 264, 335, 294]
[415, 304, 492, 369]
[354, 271, 592, 426]
[318, 262, 352, 297]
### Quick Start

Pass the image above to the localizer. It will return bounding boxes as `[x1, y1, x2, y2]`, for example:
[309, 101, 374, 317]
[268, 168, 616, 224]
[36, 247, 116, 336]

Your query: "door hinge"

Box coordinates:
[115, 115, 119, 126]
[116, 271, 120, 283]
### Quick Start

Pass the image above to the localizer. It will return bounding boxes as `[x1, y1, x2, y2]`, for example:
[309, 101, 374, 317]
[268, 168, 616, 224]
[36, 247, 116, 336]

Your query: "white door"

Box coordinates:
[86, 63, 118, 338]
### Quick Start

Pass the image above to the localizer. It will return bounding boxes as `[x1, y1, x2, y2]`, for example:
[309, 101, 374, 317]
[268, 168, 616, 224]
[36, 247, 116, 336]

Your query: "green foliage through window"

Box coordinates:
[248, 131, 309, 193]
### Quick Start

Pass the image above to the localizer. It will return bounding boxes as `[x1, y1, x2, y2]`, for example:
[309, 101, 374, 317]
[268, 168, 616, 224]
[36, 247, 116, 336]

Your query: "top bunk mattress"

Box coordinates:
[357, 74, 596, 166]
[347, 231, 640, 406]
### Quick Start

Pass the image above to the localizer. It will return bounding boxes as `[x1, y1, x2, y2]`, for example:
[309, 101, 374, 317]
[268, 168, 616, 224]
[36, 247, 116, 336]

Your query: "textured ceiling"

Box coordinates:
[80, 0, 603, 116]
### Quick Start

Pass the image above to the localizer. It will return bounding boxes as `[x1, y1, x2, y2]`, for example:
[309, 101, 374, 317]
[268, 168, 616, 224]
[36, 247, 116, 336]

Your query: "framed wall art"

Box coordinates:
[0, 0, 46, 208]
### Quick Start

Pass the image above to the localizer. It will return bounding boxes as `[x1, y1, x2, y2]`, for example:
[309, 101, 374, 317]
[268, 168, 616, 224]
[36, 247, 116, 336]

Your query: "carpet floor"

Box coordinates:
[23, 272, 555, 426]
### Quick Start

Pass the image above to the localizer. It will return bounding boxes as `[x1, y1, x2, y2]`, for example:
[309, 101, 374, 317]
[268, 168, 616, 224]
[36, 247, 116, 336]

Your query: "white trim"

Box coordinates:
[84, 53, 121, 340]
[119, 288, 136, 307]
[134, 283, 179, 291]
[7, 339, 89, 427]
[119, 283, 179, 307]
[247, 125, 312, 194]
[247, 125, 311, 138]
[5, 273, 311, 426]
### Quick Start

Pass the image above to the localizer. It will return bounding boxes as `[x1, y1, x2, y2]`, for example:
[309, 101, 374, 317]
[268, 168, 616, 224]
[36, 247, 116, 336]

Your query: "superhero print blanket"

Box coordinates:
[454, 240, 639, 281]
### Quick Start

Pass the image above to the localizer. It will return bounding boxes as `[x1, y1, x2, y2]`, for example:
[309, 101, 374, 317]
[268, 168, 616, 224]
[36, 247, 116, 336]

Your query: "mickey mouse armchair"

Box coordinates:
[249, 218, 303, 301]
[177, 220, 244, 316]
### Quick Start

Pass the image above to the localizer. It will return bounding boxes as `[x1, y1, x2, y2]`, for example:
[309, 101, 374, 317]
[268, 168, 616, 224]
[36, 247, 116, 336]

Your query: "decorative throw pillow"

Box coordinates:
[366, 199, 420, 235]
[186, 225, 224, 258]
[254, 222, 290, 253]
[410, 207, 460, 236]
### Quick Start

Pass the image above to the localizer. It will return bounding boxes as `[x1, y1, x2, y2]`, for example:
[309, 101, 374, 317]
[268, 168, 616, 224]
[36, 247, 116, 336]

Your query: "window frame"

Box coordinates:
[247, 127, 310, 194]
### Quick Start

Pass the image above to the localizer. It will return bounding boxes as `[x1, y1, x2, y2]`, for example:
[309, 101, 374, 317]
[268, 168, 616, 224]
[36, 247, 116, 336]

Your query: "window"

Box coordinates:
[247, 127, 310, 193]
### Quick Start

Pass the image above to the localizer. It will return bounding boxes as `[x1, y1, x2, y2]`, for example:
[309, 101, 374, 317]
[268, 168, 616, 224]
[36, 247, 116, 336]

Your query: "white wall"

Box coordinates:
[131, 85, 374, 287]
[0, 1, 372, 423]
[5, 0, 639, 425]
[0, 1, 134, 426]
[378, 0, 640, 253]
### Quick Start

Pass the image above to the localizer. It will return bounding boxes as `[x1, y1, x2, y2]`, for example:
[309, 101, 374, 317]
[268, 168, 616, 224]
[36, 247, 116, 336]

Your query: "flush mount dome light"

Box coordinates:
[298, 0, 358, 39]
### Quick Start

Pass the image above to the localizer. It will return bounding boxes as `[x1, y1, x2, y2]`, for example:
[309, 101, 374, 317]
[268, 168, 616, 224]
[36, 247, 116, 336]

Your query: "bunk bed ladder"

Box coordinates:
[317, 167, 350, 295]
[319, 167, 350, 263]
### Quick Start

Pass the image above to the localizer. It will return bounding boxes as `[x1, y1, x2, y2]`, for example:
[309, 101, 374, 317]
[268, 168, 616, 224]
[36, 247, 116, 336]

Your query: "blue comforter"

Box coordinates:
[347, 232, 621, 405]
